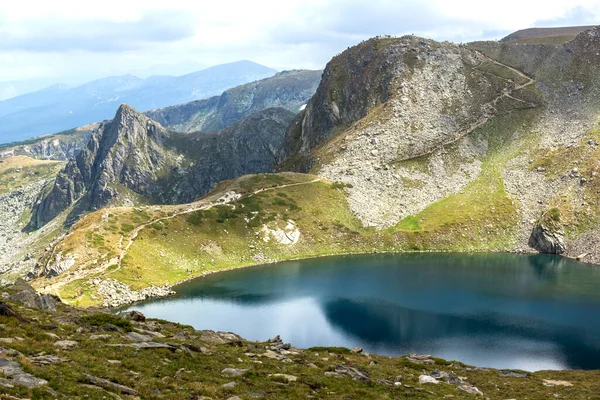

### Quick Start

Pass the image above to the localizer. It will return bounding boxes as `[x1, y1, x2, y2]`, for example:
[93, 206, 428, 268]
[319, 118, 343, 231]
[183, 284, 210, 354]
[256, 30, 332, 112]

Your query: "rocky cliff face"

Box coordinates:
[157, 107, 295, 203]
[31, 105, 295, 228]
[0, 125, 96, 161]
[31, 105, 174, 227]
[146, 70, 321, 133]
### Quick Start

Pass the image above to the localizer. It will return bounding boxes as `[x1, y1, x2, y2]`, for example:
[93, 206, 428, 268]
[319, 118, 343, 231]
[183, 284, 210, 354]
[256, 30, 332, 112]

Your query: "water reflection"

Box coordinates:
[127, 253, 600, 370]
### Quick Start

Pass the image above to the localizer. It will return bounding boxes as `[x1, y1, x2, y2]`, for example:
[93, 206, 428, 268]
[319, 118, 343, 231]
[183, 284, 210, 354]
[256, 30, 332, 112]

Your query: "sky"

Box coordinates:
[0, 0, 599, 86]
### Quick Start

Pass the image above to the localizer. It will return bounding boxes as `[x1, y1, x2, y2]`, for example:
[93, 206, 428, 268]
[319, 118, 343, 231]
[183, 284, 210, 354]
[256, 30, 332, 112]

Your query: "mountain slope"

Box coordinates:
[146, 70, 321, 133]
[501, 25, 598, 44]
[31, 104, 295, 229]
[0, 61, 277, 144]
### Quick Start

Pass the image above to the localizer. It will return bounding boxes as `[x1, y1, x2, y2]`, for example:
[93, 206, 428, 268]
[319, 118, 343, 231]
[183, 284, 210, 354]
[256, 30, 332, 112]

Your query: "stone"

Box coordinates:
[542, 379, 573, 387]
[0, 358, 48, 388]
[226, 397, 242, 400]
[457, 383, 484, 396]
[107, 342, 177, 351]
[269, 373, 298, 382]
[28, 355, 63, 366]
[119, 310, 146, 321]
[222, 381, 237, 388]
[126, 332, 153, 342]
[407, 353, 435, 364]
[53, 340, 78, 349]
[90, 334, 112, 340]
[419, 375, 439, 384]
[498, 370, 528, 378]
[351, 347, 363, 354]
[221, 368, 248, 376]
[529, 222, 566, 254]
[84, 373, 138, 395]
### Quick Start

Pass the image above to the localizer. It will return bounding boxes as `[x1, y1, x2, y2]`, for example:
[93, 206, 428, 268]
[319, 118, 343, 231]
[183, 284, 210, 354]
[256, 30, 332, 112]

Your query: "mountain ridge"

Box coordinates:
[0, 60, 277, 144]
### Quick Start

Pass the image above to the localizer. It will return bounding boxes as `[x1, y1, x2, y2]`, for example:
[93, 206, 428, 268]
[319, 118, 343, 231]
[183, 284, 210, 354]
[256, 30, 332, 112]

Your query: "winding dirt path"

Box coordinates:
[40, 178, 322, 295]
[396, 53, 536, 163]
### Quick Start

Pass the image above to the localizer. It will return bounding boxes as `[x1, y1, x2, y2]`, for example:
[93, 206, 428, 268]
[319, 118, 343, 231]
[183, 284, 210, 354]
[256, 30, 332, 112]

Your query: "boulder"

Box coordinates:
[119, 310, 146, 322]
[419, 375, 440, 384]
[221, 368, 248, 376]
[529, 217, 566, 255]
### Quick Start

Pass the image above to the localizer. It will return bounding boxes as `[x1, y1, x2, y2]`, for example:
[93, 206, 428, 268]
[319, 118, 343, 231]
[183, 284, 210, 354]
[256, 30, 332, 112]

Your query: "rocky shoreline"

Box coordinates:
[0, 279, 598, 399]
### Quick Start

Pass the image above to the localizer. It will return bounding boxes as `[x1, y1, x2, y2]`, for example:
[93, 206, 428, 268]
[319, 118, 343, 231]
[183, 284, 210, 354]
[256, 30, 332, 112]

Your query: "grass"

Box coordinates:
[112, 178, 373, 291]
[0, 156, 64, 195]
[390, 108, 541, 250]
[80, 313, 133, 332]
[1, 288, 600, 399]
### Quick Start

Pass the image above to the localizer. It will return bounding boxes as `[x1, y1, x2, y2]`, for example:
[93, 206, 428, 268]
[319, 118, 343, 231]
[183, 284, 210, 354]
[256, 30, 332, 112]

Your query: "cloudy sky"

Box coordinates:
[0, 0, 599, 85]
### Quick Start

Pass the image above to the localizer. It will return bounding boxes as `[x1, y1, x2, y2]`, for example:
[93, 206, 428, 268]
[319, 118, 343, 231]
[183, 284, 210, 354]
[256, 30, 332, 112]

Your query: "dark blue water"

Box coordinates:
[126, 253, 600, 371]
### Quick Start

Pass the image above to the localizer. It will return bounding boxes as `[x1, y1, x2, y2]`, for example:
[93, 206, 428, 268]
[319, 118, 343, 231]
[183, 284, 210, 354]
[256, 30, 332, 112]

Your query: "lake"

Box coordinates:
[125, 253, 600, 371]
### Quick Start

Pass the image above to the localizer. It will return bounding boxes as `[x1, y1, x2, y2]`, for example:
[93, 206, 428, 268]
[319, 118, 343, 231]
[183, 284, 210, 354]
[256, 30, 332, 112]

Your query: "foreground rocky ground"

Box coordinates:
[1, 280, 599, 399]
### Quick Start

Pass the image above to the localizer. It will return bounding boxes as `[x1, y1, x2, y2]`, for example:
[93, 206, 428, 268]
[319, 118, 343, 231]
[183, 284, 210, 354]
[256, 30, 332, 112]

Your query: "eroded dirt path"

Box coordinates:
[396, 54, 536, 163]
[40, 178, 322, 296]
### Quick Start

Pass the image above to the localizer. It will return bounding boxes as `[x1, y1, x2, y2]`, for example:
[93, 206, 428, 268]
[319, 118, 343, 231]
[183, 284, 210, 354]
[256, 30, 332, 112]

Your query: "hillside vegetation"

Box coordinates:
[3, 281, 600, 399]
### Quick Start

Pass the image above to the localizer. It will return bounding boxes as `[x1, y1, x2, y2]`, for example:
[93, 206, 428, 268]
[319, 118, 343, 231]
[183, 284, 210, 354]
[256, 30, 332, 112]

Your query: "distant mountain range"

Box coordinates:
[0, 60, 277, 144]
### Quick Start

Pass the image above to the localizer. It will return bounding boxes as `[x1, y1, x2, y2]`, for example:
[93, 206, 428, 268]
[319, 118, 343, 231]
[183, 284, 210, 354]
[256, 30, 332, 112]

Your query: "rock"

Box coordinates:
[226, 397, 242, 400]
[430, 369, 449, 380]
[97, 279, 175, 308]
[28, 355, 63, 366]
[84, 373, 138, 395]
[107, 342, 177, 351]
[126, 332, 154, 342]
[119, 310, 146, 321]
[351, 347, 363, 354]
[419, 375, 440, 384]
[0, 358, 48, 388]
[498, 370, 528, 378]
[221, 368, 248, 376]
[457, 383, 484, 396]
[529, 221, 566, 254]
[89, 334, 112, 340]
[44, 332, 60, 340]
[328, 365, 370, 383]
[8, 280, 58, 312]
[198, 330, 243, 346]
[543, 379, 573, 387]
[269, 373, 298, 382]
[107, 360, 121, 364]
[407, 353, 435, 364]
[222, 381, 237, 388]
[53, 340, 78, 349]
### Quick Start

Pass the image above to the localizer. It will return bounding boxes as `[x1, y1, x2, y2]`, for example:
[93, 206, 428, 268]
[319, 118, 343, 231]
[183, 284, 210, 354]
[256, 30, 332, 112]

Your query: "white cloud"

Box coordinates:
[0, 0, 598, 82]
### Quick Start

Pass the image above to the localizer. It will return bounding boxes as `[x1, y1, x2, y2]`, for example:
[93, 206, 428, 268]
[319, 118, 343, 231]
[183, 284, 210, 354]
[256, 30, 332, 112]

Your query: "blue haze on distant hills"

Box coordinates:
[0, 60, 277, 144]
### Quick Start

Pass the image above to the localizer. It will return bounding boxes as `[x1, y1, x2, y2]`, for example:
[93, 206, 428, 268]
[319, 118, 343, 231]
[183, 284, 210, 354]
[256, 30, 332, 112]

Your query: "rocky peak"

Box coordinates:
[278, 35, 510, 172]
[30, 105, 173, 228]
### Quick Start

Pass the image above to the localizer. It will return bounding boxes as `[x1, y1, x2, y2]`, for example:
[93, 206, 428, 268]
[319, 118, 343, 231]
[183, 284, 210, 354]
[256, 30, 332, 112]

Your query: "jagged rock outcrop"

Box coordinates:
[31, 105, 295, 228]
[31, 104, 174, 227]
[529, 223, 566, 254]
[146, 70, 321, 133]
[0, 125, 96, 161]
[157, 107, 296, 203]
